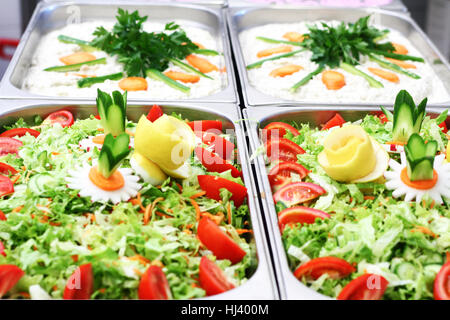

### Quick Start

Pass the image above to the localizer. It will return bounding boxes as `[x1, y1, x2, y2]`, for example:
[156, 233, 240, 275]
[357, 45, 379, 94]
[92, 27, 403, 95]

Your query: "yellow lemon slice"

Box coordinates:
[130, 152, 167, 186]
[351, 138, 389, 183]
[160, 160, 192, 179]
[134, 115, 195, 171]
[318, 125, 381, 182]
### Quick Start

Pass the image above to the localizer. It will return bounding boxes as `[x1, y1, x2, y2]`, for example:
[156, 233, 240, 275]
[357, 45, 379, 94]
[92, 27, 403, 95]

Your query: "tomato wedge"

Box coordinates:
[0, 210, 6, 221]
[262, 122, 300, 141]
[321, 113, 345, 130]
[147, 105, 164, 122]
[0, 137, 22, 157]
[273, 182, 326, 206]
[0, 128, 40, 138]
[266, 138, 305, 163]
[138, 265, 172, 300]
[338, 273, 389, 300]
[63, 263, 94, 300]
[0, 241, 5, 257]
[188, 120, 222, 132]
[198, 175, 247, 208]
[197, 217, 246, 264]
[195, 147, 241, 178]
[0, 265, 25, 298]
[439, 121, 448, 134]
[278, 206, 330, 231]
[0, 162, 18, 175]
[195, 131, 235, 161]
[268, 161, 309, 188]
[199, 256, 235, 296]
[434, 261, 450, 300]
[294, 257, 355, 280]
[44, 110, 74, 128]
[0, 175, 14, 197]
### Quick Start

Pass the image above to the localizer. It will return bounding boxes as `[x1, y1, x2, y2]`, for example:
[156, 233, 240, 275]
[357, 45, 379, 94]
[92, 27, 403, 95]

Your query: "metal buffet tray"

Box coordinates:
[0, 1, 238, 104]
[227, 7, 450, 107]
[0, 100, 277, 300]
[227, 0, 407, 12]
[244, 106, 449, 299]
[42, 0, 229, 9]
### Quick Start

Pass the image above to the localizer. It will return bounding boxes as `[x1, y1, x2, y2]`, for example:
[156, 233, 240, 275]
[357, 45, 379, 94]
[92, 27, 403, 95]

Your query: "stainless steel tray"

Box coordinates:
[228, 7, 450, 107]
[0, 1, 238, 104]
[42, 0, 229, 9]
[228, 0, 407, 12]
[0, 100, 277, 300]
[244, 105, 449, 299]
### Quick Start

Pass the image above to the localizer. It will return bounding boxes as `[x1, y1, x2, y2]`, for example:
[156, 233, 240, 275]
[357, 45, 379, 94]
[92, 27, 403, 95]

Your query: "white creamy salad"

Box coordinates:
[240, 21, 450, 104]
[22, 21, 226, 99]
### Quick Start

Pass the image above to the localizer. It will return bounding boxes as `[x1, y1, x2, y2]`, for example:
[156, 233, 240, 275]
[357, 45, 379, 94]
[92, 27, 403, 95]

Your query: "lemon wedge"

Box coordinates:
[160, 160, 192, 179]
[130, 152, 167, 186]
[134, 115, 195, 171]
[446, 141, 450, 162]
[318, 125, 388, 183]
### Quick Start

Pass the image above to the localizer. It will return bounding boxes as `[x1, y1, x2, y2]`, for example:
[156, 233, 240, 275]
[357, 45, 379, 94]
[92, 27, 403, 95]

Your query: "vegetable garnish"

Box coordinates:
[44, 58, 106, 72]
[97, 133, 131, 179]
[96, 89, 127, 137]
[59, 52, 97, 66]
[77, 72, 124, 88]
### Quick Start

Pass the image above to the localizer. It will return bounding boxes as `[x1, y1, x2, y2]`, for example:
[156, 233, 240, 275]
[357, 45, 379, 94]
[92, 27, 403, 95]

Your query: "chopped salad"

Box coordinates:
[0, 90, 256, 299]
[262, 90, 450, 300]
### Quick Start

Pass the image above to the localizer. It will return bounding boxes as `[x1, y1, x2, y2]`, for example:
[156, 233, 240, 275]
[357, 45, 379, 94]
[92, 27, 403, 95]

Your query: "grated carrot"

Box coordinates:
[11, 174, 21, 184]
[190, 199, 201, 221]
[190, 191, 206, 199]
[143, 203, 152, 225]
[128, 255, 150, 265]
[12, 206, 23, 213]
[236, 229, 253, 235]
[176, 183, 183, 193]
[200, 212, 224, 225]
[227, 202, 232, 225]
[446, 252, 450, 263]
[136, 192, 146, 212]
[363, 196, 375, 201]
[150, 260, 164, 268]
[411, 225, 438, 238]
[133, 268, 143, 277]
[71, 255, 78, 262]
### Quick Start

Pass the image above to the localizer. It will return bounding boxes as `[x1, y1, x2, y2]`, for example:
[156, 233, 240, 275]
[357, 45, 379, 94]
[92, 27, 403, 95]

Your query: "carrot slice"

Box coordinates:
[119, 77, 148, 91]
[59, 52, 96, 65]
[321, 70, 346, 90]
[164, 70, 200, 83]
[368, 67, 399, 83]
[269, 64, 303, 77]
[186, 54, 218, 73]
[283, 32, 305, 43]
[88, 166, 125, 191]
[391, 42, 408, 55]
[385, 58, 416, 69]
[257, 45, 292, 58]
[193, 42, 205, 49]
[91, 134, 105, 145]
[400, 167, 438, 190]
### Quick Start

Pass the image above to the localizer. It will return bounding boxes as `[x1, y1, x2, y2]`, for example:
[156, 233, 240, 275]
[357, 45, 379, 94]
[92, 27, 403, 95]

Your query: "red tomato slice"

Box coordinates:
[147, 105, 164, 122]
[199, 256, 235, 296]
[0, 265, 25, 298]
[266, 138, 305, 163]
[0, 162, 18, 175]
[0, 210, 6, 221]
[0, 137, 22, 157]
[197, 217, 246, 264]
[0, 128, 40, 138]
[434, 261, 450, 300]
[268, 161, 309, 188]
[138, 265, 172, 300]
[63, 263, 94, 300]
[0, 241, 5, 257]
[294, 257, 355, 280]
[278, 206, 330, 231]
[198, 175, 247, 208]
[195, 147, 242, 178]
[195, 131, 235, 161]
[273, 182, 326, 206]
[94, 115, 101, 120]
[0, 175, 14, 197]
[439, 122, 448, 134]
[338, 273, 388, 300]
[262, 122, 300, 141]
[321, 113, 345, 130]
[188, 120, 223, 132]
[44, 110, 74, 128]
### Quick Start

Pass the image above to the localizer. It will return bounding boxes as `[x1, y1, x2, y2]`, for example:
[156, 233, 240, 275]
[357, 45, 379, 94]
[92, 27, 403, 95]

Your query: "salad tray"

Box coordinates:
[244, 105, 449, 299]
[227, 7, 450, 107]
[0, 100, 278, 300]
[0, 1, 239, 104]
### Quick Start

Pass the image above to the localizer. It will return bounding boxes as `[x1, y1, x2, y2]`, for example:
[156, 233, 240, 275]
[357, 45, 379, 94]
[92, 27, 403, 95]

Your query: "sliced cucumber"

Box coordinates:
[394, 262, 417, 280]
[77, 72, 123, 88]
[44, 58, 107, 72]
[28, 173, 57, 196]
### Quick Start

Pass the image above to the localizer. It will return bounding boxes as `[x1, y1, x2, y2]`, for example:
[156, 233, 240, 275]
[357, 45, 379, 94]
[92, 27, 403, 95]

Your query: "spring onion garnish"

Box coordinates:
[77, 72, 124, 88]
[340, 62, 383, 88]
[96, 89, 127, 136]
[97, 133, 131, 179]
[247, 49, 305, 70]
[44, 58, 106, 72]
[57, 35, 96, 52]
[256, 36, 303, 47]
[404, 133, 437, 181]
[169, 58, 213, 80]
[368, 54, 421, 79]
[193, 49, 221, 56]
[146, 68, 190, 93]
[290, 66, 324, 92]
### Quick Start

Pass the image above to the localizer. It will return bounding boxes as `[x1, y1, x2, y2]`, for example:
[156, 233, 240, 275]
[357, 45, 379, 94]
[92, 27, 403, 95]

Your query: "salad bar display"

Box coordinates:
[0, 0, 449, 301]
[247, 90, 450, 300]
